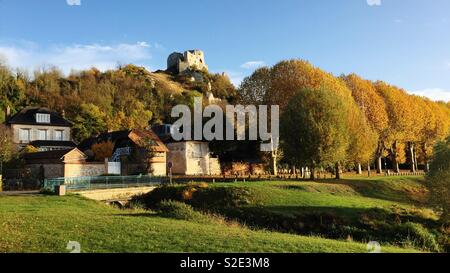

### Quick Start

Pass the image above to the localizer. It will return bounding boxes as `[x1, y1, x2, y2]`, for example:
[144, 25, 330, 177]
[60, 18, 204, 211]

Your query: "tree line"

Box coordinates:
[238, 60, 450, 177]
[1, 59, 449, 177]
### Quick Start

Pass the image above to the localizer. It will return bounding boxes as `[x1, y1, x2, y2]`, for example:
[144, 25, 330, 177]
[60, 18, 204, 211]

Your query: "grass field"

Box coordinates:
[211, 176, 434, 218]
[0, 176, 435, 253]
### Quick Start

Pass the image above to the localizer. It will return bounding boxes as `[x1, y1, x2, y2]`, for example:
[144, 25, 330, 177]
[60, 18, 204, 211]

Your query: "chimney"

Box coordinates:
[61, 109, 66, 119]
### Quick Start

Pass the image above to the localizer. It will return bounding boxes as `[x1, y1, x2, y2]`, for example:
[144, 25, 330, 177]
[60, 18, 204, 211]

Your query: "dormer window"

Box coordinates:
[36, 113, 50, 123]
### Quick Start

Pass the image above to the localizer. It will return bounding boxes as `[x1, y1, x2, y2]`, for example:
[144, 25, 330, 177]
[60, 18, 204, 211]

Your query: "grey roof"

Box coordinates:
[6, 107, 73, 127]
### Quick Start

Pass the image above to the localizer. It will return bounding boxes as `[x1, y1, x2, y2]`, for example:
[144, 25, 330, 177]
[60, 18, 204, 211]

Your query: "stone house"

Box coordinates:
[78, 129, 169, 176]
[24, 148, 107, 179]
[5, 107, 76, 151]
[152, 125, 221, 176]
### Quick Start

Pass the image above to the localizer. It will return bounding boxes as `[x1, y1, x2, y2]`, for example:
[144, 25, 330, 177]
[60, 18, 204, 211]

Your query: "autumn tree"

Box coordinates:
[91, 141, 114, 162]
[280, 89, 349, 180]
[342, 74, 389, 173]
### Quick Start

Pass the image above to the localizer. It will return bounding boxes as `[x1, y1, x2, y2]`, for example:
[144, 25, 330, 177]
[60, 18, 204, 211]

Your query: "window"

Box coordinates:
[19, 129, 31, 142]
[54, 130, 64, 141]
[36, 113, 50, 123]
[38, 129, 48, 140]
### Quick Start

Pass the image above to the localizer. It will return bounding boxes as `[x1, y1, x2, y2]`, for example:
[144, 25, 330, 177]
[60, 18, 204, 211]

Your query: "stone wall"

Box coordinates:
[28, 163, 64, 179]
[64, 163, 105, 178]
[166, 142, 188, 175]
[166, 141, 221, 175]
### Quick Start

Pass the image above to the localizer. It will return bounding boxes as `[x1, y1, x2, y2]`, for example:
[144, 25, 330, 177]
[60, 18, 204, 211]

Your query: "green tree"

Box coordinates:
[0, 125, 16, 174]
[426, 136, 450, 223]
[72, 103, 107, 141]
[280, 89, 349, 180]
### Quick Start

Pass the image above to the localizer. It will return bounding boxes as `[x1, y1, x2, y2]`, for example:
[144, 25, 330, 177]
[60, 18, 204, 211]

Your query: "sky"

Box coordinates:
[0, 0, 449, 101]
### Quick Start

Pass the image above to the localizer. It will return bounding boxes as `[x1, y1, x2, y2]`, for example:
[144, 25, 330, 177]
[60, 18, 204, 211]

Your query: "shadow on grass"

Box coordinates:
[334, 177, 428, 205]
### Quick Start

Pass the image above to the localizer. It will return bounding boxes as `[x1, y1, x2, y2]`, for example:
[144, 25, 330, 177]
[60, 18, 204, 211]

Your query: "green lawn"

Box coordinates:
[210, 176, 434, 219]
[0, 192, 419, 253]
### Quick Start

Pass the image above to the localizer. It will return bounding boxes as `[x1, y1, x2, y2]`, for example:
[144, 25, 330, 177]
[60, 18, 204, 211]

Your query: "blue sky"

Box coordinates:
[0, 0, 449, 101]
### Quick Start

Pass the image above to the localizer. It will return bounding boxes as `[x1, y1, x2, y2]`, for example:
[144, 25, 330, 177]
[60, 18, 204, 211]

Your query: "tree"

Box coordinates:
[0, 125, 16, 174]
[238, 67, 271, 105]
[91, 141, 114, 162]
[375, 82, 418, 172]
[209, 73, 237, 100]
[342, 74, 389, 173]
[135, 136, 156, 174]
[72, 103, 107, 141]
[280, 89, 349, 180]
[426, 136, 450, 223]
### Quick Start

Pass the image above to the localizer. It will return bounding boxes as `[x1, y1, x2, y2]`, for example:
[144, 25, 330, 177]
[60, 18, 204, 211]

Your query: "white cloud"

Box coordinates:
[0, 41, 155, 74]
[240, 61, 266, 69]
[366, 0, 381, 6]
[410, 88, 450, 102]
[66, 0, 81, 6]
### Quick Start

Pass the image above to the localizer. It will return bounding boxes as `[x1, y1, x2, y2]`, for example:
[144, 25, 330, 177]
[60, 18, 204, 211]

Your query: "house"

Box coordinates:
[5, 106, 76, 151]
[78, 129, 168, 176]
[24, 148, 108, 179]
[152, 124, 221, 176]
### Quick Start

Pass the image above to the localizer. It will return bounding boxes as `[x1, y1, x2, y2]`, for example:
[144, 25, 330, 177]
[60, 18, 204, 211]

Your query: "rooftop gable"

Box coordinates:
[6, 107, 73, 127]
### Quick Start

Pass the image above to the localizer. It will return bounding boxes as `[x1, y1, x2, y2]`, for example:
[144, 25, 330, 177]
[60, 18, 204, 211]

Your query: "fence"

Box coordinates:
[43, 175, 168, 191]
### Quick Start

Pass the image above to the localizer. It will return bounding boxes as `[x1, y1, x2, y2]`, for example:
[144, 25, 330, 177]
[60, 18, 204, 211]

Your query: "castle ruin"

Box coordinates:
[167, 50, 208, 74]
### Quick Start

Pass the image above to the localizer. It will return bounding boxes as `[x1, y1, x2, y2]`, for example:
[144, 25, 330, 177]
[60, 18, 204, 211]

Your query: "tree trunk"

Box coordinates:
[367, 162, 371, 177]
[409, 143, 416, 172]
[271, 151, 278, 176]
[335, 162, 341, 180]
[357, 163, 362, 175]
[377, 156, 383, 174]
[390, 141, 400, 173]
[310, 164, 316, 180]
[425, 162, 430, 172]
[414, 150, 419, 171]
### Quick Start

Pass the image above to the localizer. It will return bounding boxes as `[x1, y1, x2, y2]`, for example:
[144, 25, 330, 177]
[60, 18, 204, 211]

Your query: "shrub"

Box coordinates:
[142, 184, 257, 211]
[396, 222, 440, 252]
[143, 185, 186, 209]
[158, 200, 214, 224]
[190, 187, 255, 209]
[426, 136, 450, 223]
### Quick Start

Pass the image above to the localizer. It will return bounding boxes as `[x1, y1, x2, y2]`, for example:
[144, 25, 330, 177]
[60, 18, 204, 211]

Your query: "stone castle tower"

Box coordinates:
[167, 50, 208, 74]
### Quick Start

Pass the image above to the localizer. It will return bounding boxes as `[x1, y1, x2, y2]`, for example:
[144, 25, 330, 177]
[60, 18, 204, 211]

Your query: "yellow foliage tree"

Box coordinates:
[91, 141, 114, 162]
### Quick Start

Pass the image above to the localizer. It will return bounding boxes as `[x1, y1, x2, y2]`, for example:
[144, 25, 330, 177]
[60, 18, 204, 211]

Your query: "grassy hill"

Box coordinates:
[0, 176, 439, 253]
[0, 194, 417, 253]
